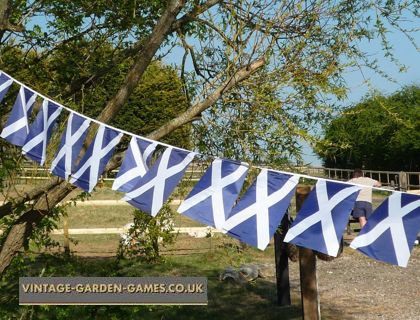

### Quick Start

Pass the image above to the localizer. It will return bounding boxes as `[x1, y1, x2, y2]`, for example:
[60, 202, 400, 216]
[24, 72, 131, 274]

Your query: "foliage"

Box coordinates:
[316, 86, 420, 171]
[117, 203, 177, 263]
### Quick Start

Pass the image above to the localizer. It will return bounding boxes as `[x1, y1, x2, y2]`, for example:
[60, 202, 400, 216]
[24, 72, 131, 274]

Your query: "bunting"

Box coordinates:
[21, 100, 62, 165]
[0, 72, 13, 103]
[178, 159, 248, 230]
[1, 69, 420, 267]
[284, 180, 360, 257]
[50, 113, 91, 180]
[69, 125, 122, 192]
[350, 192, 420, 267]
[123, 147, 195, 216]
[112, 137, 157, 192]
[1, 86, 37, 146]
[223, 170, 299, 250]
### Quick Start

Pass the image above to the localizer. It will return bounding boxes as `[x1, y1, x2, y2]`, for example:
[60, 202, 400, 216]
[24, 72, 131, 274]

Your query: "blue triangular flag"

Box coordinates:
[112, 136, 157, 192]
[123, 147, 195, 216]
[1, 86, 37, 146]
[351, 192, 420, 267]
[284, 179, 360, 257]
[223, 169, 299, 250]
[50, 112, 91, 180]
[0, 72, 13, 103]
[69, 125, 122, 192]
[22, 99, 62, 165]
[178, 158, 249, 229]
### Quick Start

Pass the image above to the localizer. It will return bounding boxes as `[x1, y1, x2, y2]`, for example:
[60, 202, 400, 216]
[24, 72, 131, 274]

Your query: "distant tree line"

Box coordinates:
[317, 86, 420, 171]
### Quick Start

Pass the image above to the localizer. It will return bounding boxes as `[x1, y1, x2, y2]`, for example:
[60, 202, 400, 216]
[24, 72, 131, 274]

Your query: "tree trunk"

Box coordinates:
[0, 0, 23, 41]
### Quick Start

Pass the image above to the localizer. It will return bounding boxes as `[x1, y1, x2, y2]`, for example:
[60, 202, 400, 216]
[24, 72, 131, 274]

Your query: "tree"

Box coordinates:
[0, 0, 418, 273]
[316, 86, 420, 171]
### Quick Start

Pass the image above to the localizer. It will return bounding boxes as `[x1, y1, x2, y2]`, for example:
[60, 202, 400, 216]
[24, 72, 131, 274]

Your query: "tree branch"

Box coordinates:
[170, 0, 222, 32]
[148, 57, 266, 141]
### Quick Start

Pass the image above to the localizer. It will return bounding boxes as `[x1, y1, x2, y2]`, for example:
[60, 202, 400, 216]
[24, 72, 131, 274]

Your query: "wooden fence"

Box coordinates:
[8, 164, 420, 190]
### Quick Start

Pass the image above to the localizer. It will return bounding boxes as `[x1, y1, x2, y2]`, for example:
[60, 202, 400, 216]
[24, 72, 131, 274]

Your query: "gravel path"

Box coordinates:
[286, 246, 420, 320]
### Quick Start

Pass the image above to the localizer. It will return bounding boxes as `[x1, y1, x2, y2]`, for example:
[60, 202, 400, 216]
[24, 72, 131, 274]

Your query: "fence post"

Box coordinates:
[296, 185, 320, 320]
[63, 216, 70, 254]
[274, 212, 291, 306]
[399, 171, 408, 191]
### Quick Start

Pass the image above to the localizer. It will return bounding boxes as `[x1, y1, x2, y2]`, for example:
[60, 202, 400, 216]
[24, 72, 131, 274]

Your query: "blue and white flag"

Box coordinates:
[0, 72, 13, 103]
[178, 159, 248, 229]
[22, 99, 62, 165]
[350, 192, 420, 267]
[112, 137, 157, 192]
[223, 170, 299, 250]
[50, 113, 91, 180]
[284, 180, 360, 257]
[70, 125, 122, 192]
[123, 147, 195, 216]
[1, 86, 37, 146]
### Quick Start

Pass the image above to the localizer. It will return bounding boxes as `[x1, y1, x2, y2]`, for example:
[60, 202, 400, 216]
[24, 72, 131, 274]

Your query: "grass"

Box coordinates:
[1, 238, 303, 320]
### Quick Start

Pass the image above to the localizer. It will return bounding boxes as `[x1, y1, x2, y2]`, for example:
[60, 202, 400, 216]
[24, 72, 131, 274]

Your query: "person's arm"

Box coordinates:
[373, 180, 381, 187]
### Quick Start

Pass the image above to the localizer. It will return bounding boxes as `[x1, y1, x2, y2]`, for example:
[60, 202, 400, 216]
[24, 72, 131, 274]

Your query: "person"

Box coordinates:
[348, 169, 381, 228]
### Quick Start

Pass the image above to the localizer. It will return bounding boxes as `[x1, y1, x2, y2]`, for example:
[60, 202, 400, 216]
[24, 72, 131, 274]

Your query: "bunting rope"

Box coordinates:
[1, 69, 419, 267]
[0, 70, 191, 153]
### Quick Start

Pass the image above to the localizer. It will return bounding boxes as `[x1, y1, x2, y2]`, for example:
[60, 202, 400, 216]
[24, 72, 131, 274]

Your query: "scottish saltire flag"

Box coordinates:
[112, 136, 158, 192]
[70, 125, 122, 192]
[1, 86, 37, 146]
[178, 159, 249, 229]
[284, 180, 360, 257]
[123, 147, 195, 216]
[223, 170, 299, 250]
[350, 192, 420, 267]
[50, 113, 91, 180]
[0, 72, 13, 103]
[22, 99, 62, 165]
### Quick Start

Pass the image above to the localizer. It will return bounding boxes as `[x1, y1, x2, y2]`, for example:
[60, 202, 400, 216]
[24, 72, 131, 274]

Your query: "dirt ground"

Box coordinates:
[284, 245, 420, 320]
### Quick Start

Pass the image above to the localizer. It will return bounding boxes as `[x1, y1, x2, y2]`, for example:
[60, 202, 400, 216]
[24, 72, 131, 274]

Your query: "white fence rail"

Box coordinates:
[8, 165, 420, 189]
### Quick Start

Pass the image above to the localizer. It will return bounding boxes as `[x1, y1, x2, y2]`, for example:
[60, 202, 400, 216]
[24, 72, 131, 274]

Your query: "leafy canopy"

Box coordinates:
[316, 86, 420, 171]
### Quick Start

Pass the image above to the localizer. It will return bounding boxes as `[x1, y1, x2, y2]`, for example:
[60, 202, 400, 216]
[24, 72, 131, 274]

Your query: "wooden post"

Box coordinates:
[296, 185, 320, 320]
[399, 171, 408, 191]
[63, 216, 70, 254]
[274, 211, 291, 306]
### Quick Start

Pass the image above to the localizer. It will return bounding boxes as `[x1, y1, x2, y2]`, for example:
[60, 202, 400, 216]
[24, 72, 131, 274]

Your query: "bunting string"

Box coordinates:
[1, 69, 419, 268]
